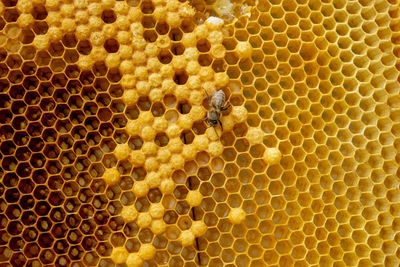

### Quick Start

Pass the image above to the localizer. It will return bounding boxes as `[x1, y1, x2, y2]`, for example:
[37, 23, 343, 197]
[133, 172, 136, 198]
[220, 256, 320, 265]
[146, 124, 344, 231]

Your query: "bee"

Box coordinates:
[204, 89, 230, 135]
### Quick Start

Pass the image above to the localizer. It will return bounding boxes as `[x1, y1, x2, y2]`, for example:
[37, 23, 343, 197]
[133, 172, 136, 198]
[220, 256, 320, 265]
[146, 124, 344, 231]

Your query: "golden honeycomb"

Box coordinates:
[0, 0, 399, 266]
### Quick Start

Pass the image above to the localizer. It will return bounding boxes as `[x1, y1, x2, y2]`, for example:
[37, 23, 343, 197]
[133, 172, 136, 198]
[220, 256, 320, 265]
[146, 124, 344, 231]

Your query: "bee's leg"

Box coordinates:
[213, 126, 219, 138]
[218, 120, 224, 131]
[221, 102, 231, 111]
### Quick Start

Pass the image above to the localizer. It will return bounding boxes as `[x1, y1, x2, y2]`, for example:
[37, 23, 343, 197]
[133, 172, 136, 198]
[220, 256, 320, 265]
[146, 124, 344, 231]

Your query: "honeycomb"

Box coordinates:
[0, 0, 399, 266]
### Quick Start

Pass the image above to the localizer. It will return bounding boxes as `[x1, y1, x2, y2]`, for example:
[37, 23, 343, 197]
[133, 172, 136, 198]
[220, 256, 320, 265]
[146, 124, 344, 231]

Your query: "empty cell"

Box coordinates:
[92, 62, 108, 76]
[60, 33, 77, 48]
[198, 54, 212, 66]
[101, 9, 116, 24]
[239, 58, 253, 72]
[240, 72, 254, 85]
[0, 63, 9, 79]
[18, 29, 34, 45]
[173, 70, 188, 85]
[62, 50, 79, 64]
[158, 49, 172, 64]
[225, 52, 239, 65]
[150, 21, 169, 37]
[166, 45, 185, 59]
[34, 52, 51, 69]
[0, 49, 7, 66]
[226, 66, 239, 79]
[104, 38, 119, 53]
[166, 27, 182, 42]
[143, 29, 157, 42]
[32, 21, 48, 35]
[48, 42, 64, 58]
[3, 22, 21, 39]
[210, 59, 224, 73]
[194, 38, 211, 52]
[75, 41, 93, 58]
[153, 132, 168, 147]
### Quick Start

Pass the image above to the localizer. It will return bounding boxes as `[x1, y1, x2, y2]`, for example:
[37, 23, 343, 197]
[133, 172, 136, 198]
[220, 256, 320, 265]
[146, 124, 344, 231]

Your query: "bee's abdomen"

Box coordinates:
[211, 90, 225, 110]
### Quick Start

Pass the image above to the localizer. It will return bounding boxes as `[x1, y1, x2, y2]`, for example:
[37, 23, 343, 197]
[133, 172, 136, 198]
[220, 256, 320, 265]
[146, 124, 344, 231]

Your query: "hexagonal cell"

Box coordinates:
[154, 132, 169, 147]
[29, 152, 45, 168]
[31, 4, 47, 19]
[107, 69, 122, 84]
[52, 89, 68, 104]
[50, 222, 67, 239]
[45, 159, 62, 175]
[142, 15, 156, 29]
[94, 78, 110, 93]
[39, 113, 55, 129]
[198, 54, 212, 66]
[97, 108, 112, 123]
[54, 119, 72, 134]
[84, 116, 100, 131]
[0, 140, 15, 156]
[35, 201, 51, 217]
[55, 256, 70, 266]
[61, 33, 77, 48]
[33, 50, 50, 66]
[209, 49, 224, 67]
[143, 29, 157, 42]
[1, 155, 17, 173]
[53, 239, 69, 255]
[64, 81, 82, 96]
[101, 9, 116, 23]
[22, 77, 39, 94]
[93, 210, 110, 226]
[5, 38, 21, 53]
[39, 249, 56, 264]
[0, 63, 9, 78]
[123, 135, 142, 152]
[173, 70, 188, 85]
[197, 39, 211, 52]
[32, 21, 48, 35]
[50, 58, 66, 72]
[37, 233, 54, 248]
[65, 65, 80, 79]
[8, 69, 23, 83]
[86, 132, 101, 147]
[154, 20, 169, 35]
[75, 39, 93, 56]
[78, 75, 95, 93]
[104, 38, 119, 53]
[0, 47, 7, 61]
[36, 217, 56, 235]
[54, 103, 71, 119]
[18, 29, 35, 44]
[137, 96, 151, 111]
[6, 54, 22, 69]
[48, 41, 64, 57]
[51, 73, 68, 87]
[30, 168, 47, 185]
[24, 243, 40, 258]
[158, 50, 172, 64]
[149, 102, 165, 117]
[0, 79, 10, 94]
[90, 62, 106, 78]
[73, 141, 89, 158]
